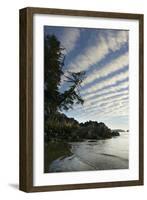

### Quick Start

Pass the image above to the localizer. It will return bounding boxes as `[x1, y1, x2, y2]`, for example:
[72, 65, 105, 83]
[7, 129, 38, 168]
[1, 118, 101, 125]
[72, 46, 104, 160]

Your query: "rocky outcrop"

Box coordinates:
[45, 113, 120, 142]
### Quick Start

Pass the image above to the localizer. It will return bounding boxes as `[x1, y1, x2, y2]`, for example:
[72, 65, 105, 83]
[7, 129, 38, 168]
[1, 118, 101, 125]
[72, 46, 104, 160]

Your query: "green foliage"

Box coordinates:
[59, 72, 85, 111]
[44, 35, 64, 115]
[45, 113, 80, 142]
[44, 34, 85, 118]
[45, 113, 120, 143]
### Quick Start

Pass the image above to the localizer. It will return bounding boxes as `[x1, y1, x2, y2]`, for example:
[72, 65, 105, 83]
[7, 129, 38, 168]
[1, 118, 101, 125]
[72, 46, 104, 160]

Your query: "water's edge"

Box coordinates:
[45, 132, 129, 173]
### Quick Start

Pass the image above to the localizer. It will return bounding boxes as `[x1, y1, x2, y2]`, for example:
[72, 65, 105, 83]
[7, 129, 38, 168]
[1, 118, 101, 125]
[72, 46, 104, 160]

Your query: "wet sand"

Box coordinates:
[49, 132, 129, 172]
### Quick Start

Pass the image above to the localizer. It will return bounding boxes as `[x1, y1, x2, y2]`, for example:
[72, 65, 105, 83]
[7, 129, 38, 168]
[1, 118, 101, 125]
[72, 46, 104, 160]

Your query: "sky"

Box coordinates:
[44, 26, 129, 130]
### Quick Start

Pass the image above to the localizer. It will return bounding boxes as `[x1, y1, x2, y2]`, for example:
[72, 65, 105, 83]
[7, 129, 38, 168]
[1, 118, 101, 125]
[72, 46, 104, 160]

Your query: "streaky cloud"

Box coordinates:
[82, 77, 129, 100]
[82, 52, 128, 87]
[60, 28, 80, 53]
[66, 30, 128, 73]
[65, 92, 129, 118]
[81, 70, 128, 95]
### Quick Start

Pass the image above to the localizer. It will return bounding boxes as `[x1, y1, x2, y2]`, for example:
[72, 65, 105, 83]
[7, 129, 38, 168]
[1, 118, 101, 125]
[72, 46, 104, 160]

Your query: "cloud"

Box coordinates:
[84, 102, 129, 120]
[60, 28, 80, 53]
[60, 29, 129, 127]
[84, 89, 128, 107]
[63, 69, 129, 121]
[60, 30, 128, 86]
[66, 36, 109, 73]
[83, 80, 129, 100]
[66, 98, 129, 125]
[81, 70, 128, 95]
[82, 52, 129, 87]
[106, 30, 128, 52]
[63, 69, 129, 124]
[67, 30, 128, 73]
[65, 90, 129, 118]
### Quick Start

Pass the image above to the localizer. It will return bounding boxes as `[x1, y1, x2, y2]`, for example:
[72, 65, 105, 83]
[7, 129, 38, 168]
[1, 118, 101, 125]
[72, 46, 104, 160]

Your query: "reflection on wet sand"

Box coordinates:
[48, 132, 129, 172]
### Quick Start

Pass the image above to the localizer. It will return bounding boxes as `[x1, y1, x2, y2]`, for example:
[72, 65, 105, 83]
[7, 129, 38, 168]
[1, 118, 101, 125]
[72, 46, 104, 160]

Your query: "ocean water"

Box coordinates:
[49, 132, 129, 172]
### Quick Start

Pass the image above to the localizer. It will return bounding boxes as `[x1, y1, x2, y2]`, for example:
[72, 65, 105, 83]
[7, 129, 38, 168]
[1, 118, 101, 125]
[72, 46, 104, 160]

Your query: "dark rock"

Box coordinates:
[45, 112, 120, 142]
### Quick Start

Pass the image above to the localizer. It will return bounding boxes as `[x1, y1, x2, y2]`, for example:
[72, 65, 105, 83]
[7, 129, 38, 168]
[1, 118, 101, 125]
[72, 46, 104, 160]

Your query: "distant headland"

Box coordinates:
[45, 112, 120, 143]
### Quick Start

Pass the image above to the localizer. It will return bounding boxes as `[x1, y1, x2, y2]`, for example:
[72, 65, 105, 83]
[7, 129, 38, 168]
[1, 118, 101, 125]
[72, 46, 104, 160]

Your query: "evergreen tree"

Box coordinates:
[44, 34, 85, 119]
[44, 35, 64, 116]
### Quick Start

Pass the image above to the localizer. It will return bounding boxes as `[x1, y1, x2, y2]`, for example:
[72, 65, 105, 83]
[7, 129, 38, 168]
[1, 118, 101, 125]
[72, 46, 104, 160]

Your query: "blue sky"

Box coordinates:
[44, 26, 129, 130]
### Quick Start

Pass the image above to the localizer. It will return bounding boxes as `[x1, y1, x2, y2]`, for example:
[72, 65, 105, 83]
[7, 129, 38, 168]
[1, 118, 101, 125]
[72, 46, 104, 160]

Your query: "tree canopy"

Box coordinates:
[44, 34, 85, 119]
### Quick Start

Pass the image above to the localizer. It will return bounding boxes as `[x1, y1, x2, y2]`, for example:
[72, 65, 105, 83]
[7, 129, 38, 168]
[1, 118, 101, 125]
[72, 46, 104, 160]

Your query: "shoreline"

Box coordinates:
[45, 133, 129, 173]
